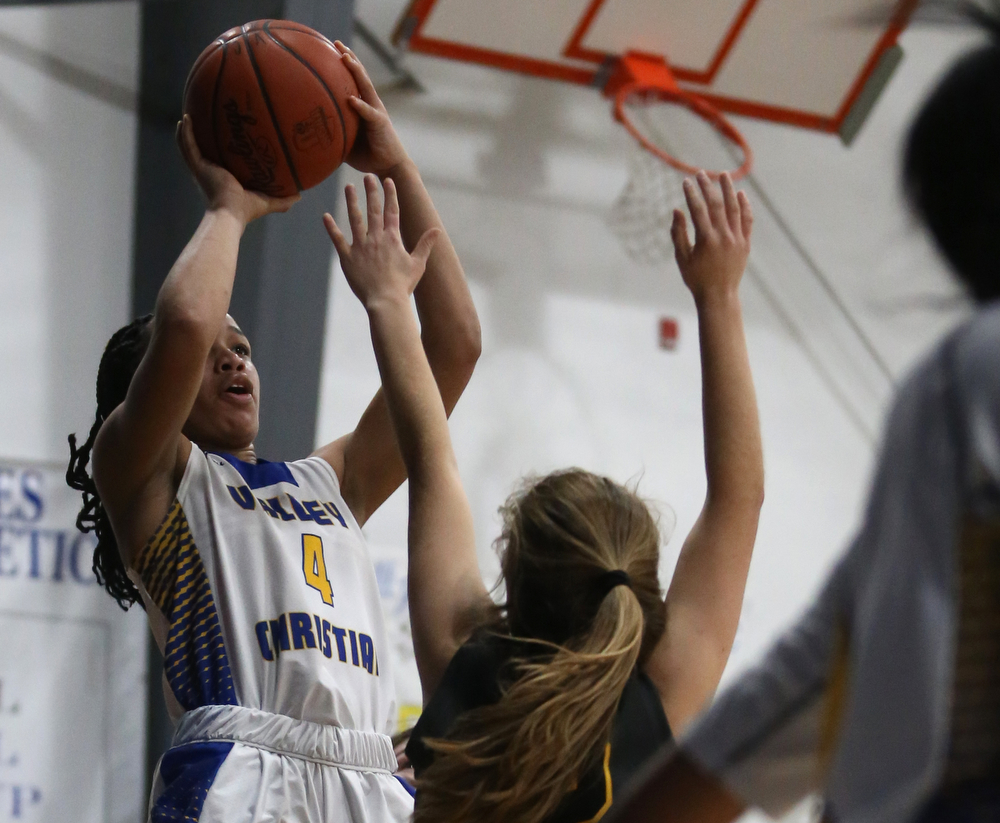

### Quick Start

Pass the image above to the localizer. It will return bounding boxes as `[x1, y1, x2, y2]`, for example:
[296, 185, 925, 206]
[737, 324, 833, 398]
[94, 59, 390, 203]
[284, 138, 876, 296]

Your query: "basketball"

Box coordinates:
[182, 20, 360, 198]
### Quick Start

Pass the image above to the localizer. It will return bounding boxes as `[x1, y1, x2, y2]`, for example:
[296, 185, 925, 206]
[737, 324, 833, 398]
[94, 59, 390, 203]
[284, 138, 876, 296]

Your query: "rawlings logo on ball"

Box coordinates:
[293, 108, 335, 153]
[223, 99, 280, 195]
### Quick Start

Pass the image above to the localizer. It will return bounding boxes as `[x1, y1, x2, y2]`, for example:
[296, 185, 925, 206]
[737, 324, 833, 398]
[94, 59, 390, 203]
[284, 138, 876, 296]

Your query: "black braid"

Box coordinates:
[66, 314, 153, 610]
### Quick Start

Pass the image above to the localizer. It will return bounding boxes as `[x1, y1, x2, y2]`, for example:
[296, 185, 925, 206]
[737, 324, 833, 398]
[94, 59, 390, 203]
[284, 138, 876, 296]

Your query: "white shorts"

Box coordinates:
[148, 705, 414, 823]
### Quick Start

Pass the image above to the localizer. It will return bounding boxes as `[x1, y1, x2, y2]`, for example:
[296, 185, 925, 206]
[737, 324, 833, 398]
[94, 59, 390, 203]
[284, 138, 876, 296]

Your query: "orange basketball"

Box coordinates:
[183, 20, 360, 197]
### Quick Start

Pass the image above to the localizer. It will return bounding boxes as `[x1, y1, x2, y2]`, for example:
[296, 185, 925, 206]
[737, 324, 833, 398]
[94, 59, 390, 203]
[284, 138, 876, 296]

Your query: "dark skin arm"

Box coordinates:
[313, 45, 481, 527]
[93, 118, 298, 564]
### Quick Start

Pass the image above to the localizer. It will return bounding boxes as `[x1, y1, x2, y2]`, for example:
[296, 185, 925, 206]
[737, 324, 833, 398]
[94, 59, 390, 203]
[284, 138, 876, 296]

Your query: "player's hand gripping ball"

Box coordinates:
[183, 20, 360, 197]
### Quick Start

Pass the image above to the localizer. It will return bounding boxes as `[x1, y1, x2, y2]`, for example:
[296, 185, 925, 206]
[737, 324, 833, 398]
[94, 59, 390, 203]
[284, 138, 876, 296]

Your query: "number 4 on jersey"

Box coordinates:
[302, 534, 334, 606]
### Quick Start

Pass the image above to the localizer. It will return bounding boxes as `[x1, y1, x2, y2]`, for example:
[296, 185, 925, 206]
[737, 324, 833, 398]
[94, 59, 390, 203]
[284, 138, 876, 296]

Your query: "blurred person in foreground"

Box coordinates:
[610, 7, 1000, 823]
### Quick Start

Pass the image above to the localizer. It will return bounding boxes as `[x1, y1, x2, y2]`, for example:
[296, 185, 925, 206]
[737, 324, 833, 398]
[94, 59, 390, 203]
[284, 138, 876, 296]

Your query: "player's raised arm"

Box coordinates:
[643, 172, 764, 734]
[325, 176, 491, 701]
[92, 116, 298, 563]
[313, 45, 481, 527]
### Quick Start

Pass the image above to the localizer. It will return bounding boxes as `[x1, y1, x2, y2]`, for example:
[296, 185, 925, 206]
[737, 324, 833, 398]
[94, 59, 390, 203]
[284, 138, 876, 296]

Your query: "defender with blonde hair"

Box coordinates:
[407, 469, 670, 823]
[328, 169, 763, 823]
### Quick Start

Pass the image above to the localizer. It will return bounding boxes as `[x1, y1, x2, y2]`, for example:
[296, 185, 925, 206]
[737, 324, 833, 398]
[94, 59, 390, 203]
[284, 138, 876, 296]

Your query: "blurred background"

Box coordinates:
[0, 1, 982, 820]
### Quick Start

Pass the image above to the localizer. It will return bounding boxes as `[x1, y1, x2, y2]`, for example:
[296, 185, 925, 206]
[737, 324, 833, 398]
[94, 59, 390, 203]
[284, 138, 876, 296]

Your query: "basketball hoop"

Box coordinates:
[604, 52, 753, 264]
[606, 51, 753, 179]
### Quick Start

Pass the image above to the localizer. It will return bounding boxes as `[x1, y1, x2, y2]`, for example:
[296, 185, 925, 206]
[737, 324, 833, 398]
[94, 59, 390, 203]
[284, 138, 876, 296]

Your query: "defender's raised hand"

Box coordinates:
[324, 174, 440, 308]
[671, 172, 753, 300]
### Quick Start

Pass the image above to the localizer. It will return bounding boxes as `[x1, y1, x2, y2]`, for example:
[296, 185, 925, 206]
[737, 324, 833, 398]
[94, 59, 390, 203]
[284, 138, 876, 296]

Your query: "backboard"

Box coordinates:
[393, 0, 916, 142]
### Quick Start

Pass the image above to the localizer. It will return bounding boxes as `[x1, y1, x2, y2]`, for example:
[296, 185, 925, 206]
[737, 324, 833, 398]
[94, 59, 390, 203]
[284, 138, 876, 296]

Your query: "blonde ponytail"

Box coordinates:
[413, 470, 666, 823]
[413, 585, 645, 823]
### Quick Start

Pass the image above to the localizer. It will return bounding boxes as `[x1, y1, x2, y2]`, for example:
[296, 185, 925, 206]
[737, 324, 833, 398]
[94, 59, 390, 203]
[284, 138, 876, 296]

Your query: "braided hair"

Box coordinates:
[66, 314, 153, 610]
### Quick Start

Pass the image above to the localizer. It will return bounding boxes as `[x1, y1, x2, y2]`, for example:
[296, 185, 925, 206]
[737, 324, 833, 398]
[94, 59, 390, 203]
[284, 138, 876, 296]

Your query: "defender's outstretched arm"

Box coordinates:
[326, 176, 491, 701]
[644, 173, 764, 734]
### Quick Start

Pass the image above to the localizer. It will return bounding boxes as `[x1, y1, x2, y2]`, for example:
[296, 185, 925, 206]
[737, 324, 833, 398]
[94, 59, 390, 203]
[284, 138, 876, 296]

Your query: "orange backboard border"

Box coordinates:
[394, 0, 600, 86]
[563, 0, 761, 86]
[393, 0, 919, 136]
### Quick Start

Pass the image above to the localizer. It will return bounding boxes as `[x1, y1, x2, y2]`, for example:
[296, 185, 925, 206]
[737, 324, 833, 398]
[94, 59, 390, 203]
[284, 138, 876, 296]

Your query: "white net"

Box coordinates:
[606, 140, 688, 265]
[607, 93, 744, 265]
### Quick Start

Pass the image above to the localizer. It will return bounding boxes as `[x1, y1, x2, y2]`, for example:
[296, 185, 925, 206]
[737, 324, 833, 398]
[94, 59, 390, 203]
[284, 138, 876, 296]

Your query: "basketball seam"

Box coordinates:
[263, 22, 351, 165]
[211, 42, 228, 166]
[266, 24, 337, 48]
[184, 37, 225, 100]
[241, 25, 303, 193]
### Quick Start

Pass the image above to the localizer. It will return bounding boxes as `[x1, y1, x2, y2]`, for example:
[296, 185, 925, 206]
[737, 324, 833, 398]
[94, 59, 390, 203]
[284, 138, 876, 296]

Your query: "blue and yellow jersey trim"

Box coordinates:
[135, 500, 237, 711]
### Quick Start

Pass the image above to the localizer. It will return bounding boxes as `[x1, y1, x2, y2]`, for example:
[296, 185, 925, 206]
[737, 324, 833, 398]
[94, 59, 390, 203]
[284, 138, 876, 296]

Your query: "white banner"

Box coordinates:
[0, 460, 147, 823]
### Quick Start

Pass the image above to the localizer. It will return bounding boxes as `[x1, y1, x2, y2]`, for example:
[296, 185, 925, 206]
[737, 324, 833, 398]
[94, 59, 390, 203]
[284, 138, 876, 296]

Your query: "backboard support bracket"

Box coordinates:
[839, 43, 904, 146]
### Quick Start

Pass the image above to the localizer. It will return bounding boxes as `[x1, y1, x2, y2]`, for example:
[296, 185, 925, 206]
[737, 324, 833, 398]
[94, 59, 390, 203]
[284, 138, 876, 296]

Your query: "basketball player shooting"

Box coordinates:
[66, 48, 479, 823]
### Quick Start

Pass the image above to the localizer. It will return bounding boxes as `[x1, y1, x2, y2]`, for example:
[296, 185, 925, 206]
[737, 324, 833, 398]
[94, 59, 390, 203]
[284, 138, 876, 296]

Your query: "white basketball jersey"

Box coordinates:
[129, 444, 397, 735]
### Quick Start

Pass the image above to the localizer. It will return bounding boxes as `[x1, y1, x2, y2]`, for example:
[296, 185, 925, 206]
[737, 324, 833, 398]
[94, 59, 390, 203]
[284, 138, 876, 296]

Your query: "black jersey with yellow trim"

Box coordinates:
[406, 634, 672, 823]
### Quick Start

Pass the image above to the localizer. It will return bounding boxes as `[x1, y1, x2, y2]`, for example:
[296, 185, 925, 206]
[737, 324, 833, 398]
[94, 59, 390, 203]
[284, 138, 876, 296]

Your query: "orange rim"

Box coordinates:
[614, 82, 754, 180]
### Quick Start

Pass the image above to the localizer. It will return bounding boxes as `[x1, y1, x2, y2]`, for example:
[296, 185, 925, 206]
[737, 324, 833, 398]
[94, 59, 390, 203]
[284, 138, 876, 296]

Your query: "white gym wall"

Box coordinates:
[0, 2, 137, 462]
[0, 4, 146, 823]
